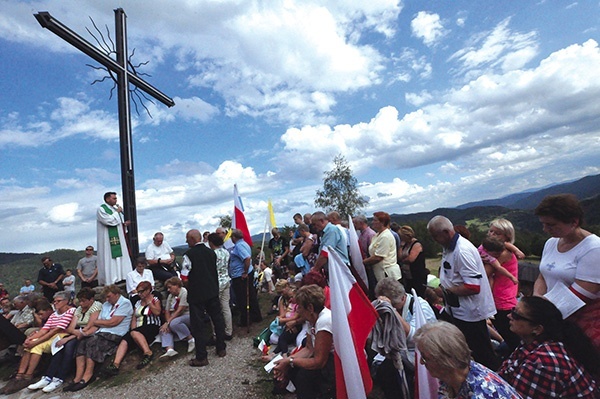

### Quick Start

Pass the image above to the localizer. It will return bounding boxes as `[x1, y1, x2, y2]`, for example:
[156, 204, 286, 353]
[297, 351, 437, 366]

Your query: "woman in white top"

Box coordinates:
[533, 193, 600, 353]
[364, 212, 401, 283]
[273, 284, 334, 399]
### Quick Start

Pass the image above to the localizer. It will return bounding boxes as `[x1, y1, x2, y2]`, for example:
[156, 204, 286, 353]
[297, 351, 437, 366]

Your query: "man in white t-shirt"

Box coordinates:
[145, 232, 177, 282]
[428, 215, 499, 370]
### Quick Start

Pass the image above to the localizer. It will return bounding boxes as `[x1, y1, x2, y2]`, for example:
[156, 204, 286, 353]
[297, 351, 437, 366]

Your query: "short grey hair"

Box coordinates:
[14, 295, 29, 305]
[231, 229, 244, 239]
[414, 321, 471, 370]
[353, 215, 368, 224]
[53, 291, 70, 302]
[374, 277, 406, 309]
[427, 215, 454, 232]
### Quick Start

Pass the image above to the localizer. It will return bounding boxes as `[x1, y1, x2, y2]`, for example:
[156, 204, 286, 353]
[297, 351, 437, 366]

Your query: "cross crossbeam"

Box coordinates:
[34, 9, 174, 257]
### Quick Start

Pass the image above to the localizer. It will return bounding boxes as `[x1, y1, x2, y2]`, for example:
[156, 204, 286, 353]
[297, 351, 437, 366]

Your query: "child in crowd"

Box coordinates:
[265, 280, 299, 357]
[20, 279, 36, 294]
[62, 270, 76, 302]
[478, 219, 524, 288]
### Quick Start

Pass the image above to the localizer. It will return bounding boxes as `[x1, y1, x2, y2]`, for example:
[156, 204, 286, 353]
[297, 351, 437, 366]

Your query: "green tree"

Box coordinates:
[315, 154, 368, 218]
[218, 215, 232, 229]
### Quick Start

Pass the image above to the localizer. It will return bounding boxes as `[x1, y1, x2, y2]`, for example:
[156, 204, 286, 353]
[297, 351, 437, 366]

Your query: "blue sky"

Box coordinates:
[1, 1, 599, 253]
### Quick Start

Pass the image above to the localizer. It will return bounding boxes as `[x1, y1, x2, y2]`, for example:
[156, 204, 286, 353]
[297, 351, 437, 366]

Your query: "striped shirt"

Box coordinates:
[42, 307, 75, 330]
[133, 296, 162, 328]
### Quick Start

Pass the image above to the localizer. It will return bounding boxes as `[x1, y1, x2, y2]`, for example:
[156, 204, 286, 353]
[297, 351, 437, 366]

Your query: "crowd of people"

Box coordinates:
[1, 193, 599, 398]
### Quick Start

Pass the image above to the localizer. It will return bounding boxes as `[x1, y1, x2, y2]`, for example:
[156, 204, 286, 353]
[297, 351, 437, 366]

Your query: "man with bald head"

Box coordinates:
[182, 229, 226, 367]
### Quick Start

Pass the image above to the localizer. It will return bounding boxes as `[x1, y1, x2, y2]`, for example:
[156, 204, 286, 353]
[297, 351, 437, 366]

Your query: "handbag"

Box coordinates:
[269, 317, 284, 336]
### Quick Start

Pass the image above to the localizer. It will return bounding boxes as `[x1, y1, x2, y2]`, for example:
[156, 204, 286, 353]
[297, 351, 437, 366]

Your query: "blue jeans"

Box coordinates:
[45, 338, 77, 380]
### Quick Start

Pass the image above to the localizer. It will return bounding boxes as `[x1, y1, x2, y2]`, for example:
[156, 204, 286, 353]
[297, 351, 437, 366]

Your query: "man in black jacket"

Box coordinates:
[182, 229, 227, 367]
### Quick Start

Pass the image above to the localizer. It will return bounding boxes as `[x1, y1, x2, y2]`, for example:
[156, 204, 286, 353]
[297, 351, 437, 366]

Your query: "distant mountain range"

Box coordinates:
[457, 174, 600, 210]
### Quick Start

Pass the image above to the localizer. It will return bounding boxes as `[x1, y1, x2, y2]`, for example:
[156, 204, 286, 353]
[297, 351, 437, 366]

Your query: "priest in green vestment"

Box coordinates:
[96, 192, 132, 285]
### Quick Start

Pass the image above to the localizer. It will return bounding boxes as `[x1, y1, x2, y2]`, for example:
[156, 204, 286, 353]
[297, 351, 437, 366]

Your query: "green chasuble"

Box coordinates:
[101, 204, 123, 258]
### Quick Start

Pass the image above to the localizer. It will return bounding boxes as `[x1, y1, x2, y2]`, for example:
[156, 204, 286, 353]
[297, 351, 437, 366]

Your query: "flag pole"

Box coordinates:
[258, 214, 269, 267]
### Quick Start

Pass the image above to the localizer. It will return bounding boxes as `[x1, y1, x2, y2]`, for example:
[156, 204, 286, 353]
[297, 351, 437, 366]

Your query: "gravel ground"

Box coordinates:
[1, 328, 275, 399]
[0, 296, 288, 399]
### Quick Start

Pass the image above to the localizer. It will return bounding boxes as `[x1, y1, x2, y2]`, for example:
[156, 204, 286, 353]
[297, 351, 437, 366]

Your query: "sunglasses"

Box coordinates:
[510, 309, 536, 323]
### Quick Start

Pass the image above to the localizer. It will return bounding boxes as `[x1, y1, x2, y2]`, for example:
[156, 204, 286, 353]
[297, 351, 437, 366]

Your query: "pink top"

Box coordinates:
[42, 307, 75, 330]
[492, 253, 518, 310]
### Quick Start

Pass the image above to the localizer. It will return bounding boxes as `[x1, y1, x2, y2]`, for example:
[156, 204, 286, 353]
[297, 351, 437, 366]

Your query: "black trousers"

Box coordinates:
[189, 296, 226, 360]
[231, 274, 262, 326]
[453, 317, 500, 370]
[290, 353, 335, 399]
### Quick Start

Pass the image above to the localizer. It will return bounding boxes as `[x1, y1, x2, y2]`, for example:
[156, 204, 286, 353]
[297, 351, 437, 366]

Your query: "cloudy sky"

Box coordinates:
[1, 1, 599, 253]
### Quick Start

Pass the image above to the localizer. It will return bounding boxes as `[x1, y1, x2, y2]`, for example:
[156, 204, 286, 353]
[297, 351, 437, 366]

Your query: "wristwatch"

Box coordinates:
[289, 357, 294, 368]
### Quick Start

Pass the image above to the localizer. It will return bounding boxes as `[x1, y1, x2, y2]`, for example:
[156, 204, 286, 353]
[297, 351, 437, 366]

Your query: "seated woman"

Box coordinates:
[498, 296, 597, 399]
[372, 277, 437, 399]
[105, 281, 162, 374]
[64, 284, 133, 392]
[27, 287, 102, 393]
[273, 284, 335, 399]
[1, 291, 75, 395]
[414, 321, 520, 399]
[159, 276, 194, 360]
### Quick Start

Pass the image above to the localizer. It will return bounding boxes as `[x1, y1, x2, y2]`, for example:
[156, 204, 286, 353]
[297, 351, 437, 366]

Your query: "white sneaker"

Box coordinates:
[159, 348, 178, 360]
[187, 338, 195, 353]
[28, 376, 51, 390]
[42, 378, 63, 393]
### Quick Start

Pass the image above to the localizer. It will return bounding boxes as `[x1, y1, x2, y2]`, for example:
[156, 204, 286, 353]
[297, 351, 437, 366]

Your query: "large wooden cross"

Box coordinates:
[34, 8, 175, 257]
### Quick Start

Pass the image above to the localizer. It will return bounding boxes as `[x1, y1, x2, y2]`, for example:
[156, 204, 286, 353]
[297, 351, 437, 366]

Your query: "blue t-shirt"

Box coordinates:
[320, 223, 349, 264]
[230, 240, 252, 278]
[98, 294, 133, 336]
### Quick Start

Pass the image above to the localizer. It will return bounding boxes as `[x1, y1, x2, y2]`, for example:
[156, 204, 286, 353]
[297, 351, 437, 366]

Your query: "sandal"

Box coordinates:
[104, 363, 120, 376]
[136, 353, 153, 369]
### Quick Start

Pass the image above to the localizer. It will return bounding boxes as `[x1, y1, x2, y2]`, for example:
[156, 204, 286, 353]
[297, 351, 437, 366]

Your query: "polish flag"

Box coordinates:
[412, 288, 439, 399]
[347, 215, 369, 290]
[233, 184, 253, 246]
[327, 246, 378, 399]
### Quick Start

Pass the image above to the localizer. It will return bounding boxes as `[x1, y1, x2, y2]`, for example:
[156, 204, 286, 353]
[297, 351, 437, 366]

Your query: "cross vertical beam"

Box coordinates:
[114, 9, 139, 256]
[34, 8, 175, 257]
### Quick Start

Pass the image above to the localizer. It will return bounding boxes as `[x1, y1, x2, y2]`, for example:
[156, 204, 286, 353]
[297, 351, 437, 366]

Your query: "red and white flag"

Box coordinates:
[347, 215, 369, 290]
[233, 184, 253, 246]
[412, 288, 439, 399]
[327, 246, 378, 399]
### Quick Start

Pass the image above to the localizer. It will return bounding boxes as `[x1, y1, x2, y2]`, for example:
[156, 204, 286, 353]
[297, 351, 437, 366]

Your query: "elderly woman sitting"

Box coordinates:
[1, 291, 74, 395]
[159, 276, 194, 359]
[415, 321, 520, 399]
[273, 284, 334, 399]
[105, 281, 162, 374]
[64, 285, 133, 392]
[371, 277, 437, 399]
[27, 287, 102, 393]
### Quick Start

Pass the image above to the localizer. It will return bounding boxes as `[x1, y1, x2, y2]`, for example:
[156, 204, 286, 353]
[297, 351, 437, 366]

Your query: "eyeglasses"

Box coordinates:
[53, 299, 65, 304]
[86, 248, 93, 251]
[510, 309, 536, 323]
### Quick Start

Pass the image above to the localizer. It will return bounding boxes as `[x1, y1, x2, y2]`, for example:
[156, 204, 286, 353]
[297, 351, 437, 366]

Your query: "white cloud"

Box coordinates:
[405, 90, 433, 106]
[47, 202, 80, 223]
[449, 17, 539, 78]
[278, 39, 600, 186]
[411, 11, 446, 47]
